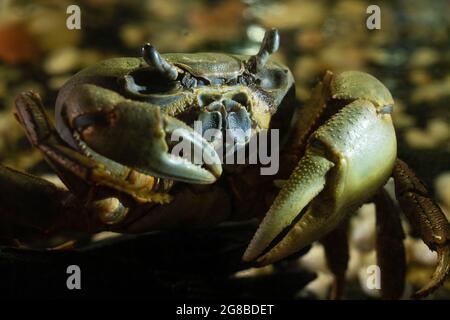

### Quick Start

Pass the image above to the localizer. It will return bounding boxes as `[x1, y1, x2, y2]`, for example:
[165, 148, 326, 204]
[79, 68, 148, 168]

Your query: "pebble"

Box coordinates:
[293, 56, 322, 83]
[405, 238, 437, 267]
[405, 128, 439, 149]
[361, 49, 409, 68]
[257, 1, 325, 30]
[298, 243, 328, 273]
[427, 119, 450, 143]
[392, 100, 416, 128]
[0, 21, 40, 65]
[44, 47, 81, 75]
[409, 48, 440, 68]
[146, 0, 188, 20]
[411, 76, 450, 104]
[350, 204, 376, 252]
[120, 24, 148, 48]
[409, 69, 432, 86]
[48, 75, 72, 90]
[319, 44, 367, 72]
[44, 48, 103, 75]
[303, 272, 334, 299]
[28, 9, 81, 52]
[0, 110, 23, 156]
[404, 118, 450, 149]
[188, 0, 246, 43]
[295, 29, 323, 51]
[346, 246, 363, 280]
[435, 172, 450, 211]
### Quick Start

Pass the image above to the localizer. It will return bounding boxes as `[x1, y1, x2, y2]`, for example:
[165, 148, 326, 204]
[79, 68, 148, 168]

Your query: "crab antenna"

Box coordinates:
[142, 43, 178, 80]
[248, 28, 280, 73]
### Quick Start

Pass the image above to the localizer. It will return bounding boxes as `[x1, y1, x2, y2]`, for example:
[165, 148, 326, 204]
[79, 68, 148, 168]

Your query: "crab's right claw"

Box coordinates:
[72, 96, 223, 185]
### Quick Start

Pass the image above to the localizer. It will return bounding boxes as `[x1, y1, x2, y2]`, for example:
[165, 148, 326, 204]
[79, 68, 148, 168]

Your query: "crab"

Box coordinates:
[0, 29, 449, 299]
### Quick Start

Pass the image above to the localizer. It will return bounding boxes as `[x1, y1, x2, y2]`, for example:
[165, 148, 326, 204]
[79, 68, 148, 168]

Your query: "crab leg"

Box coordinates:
[373, 189, 406, 299]
[320, 219, 349, 300]
[392, 159, 450, 298]
[0, 164, 92, 244]
[0, 164, 61, 237]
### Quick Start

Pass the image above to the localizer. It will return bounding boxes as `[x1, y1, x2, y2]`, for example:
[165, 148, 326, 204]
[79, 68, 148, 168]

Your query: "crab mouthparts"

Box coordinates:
[195, 97, 253, 150]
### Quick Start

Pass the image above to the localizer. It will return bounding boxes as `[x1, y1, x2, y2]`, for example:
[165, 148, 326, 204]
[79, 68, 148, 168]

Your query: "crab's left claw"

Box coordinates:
[244, 71, 398, 265]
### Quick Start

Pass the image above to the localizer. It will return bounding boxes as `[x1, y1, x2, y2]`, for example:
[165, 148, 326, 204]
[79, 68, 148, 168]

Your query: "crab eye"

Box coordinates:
[380, 104, 393, 114]
[259, 69, 286, 90]
[125, 69, 181, 95]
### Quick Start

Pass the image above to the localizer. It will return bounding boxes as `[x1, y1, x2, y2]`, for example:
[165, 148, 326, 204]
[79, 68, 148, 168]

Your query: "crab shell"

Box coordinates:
[52, 51, 294, 187]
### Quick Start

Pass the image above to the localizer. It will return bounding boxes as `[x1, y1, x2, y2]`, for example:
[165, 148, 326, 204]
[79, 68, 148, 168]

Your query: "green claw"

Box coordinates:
[244, 98, 397, 266]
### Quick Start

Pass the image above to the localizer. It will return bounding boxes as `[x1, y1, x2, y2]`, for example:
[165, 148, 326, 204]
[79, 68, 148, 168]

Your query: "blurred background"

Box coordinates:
[0, 0, 449, 299]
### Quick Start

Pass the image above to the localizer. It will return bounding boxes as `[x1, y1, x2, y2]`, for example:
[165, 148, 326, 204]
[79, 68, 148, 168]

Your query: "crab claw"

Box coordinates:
[244, 95, 397, 265]
[121, 111, 223, 184]
[160, 115, 223, 183]
[243, 150, 334, 263]
[70, 93, 222, 184]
